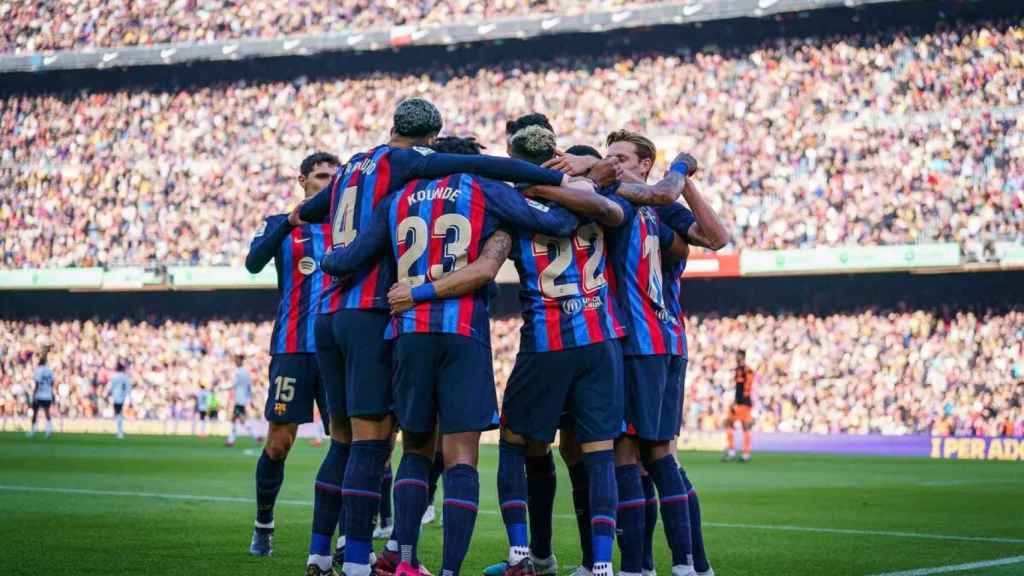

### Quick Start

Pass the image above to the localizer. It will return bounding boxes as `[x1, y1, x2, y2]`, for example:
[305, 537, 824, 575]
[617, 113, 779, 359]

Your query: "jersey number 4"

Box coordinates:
[396, 214, 472, 285]
[332, 185, 359, 246]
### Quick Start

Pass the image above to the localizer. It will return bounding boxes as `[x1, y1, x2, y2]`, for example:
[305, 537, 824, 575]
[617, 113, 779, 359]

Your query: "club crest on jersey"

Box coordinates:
[298, 257, 317, 275]
[561, 295, 604, 316]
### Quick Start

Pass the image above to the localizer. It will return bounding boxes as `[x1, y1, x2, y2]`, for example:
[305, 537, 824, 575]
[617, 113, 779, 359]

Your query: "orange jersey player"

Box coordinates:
[723, 350, 755, 462]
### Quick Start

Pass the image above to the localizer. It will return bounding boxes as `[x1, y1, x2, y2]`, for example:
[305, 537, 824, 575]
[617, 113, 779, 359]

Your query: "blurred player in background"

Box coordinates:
[723, 350, 755, 463]
[109, 361, 132, 439]
[193, 384, 210, 436]
[28, 348, 55, 438]
[226, 355, 257, 447]
[244, 151, 339, 557]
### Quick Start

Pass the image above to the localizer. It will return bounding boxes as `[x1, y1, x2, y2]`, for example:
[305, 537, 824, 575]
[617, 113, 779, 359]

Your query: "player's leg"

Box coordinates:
[423, 444, 443, 525]
[250, 421, 297, 555]
[670, 361, 712, 576]
[641, 356, 694, 576]
[115, 403, 125, 439]
[722, 410, 736, 462]
[496, 350, 568, 575]
[373, 429, 397, 539]
[307, 315, 353, 575]
[43, 401, 53, 437]
[390, 334, 442, 576]
[437, 334, 499, 576]
[741, 417, 754, 462]
[28, 401, 39, 436]
[617, 355, 666, 576]
[641, 468, 657, 576]
[336, 311, 396, 576]
[560, 424, 593, 574]
[525, 441, 557, 572]
[573, 340, 625, 576]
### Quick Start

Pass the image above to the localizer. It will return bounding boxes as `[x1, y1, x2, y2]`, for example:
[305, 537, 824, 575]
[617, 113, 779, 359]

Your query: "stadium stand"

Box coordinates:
[3, 310, 1021, 437]
[2, 18, 1022, 268]
[0, 0, 653, 54]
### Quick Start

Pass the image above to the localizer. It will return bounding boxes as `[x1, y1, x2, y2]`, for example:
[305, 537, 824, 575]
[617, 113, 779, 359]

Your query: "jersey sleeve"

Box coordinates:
[320, 194, 393, 277]
[244, 214, 292, 273]
[394, 148, 565, 187]
[297, 179, 334, 224]
[657, 221, 677, 250]
[481, 179, 578, 237]
[658, 203, 696, 241]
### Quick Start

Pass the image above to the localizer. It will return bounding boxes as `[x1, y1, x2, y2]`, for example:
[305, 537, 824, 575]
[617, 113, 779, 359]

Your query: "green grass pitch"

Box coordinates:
[1, 433, 1021, 576]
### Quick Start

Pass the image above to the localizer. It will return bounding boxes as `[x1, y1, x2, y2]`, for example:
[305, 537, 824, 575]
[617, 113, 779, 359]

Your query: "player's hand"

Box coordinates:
[588, 158, 620, 188]
[288, 203, 308, 227]
[542, 152, 598, 176]
[388, 282, 415, 315]
[670, 151, 699, 176]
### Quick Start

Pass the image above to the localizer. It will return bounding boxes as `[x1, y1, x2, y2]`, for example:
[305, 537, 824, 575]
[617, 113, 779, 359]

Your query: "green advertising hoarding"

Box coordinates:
[740, 244, 960, 275]
[0, 268, 105, 289]
[168, 266, 276, 288]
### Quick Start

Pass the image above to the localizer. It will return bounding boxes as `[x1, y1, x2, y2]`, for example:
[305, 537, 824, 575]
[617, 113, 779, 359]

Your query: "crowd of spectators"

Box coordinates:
[3, 19, 1022, 269]
[2, 309, 1021, 437]
[1, 0, 651, 54]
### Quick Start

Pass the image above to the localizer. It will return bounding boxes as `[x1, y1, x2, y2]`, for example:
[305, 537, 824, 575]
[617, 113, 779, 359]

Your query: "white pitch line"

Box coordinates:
[868, 555, 1024, 576]
[2, 484, 1023, 547]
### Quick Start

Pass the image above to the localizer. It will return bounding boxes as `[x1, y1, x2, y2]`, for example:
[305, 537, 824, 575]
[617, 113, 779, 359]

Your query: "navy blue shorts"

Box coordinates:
[393, 333, 499, 435]
[503, 339, 624, 444]
[623, 355, 686, 441]
[316, 310, 394, 422]
[266, 353, 329, 432]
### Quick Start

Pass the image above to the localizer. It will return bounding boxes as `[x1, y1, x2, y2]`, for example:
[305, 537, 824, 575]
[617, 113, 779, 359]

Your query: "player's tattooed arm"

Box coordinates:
[387, 230, 513, 314]
[524, 179, 624, 228]
[615, 151, 699, 206]
[681, 177, 731, 250]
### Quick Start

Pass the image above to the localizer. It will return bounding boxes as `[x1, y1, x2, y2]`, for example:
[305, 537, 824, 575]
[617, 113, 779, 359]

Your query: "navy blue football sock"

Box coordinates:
[680, 469, 709, 572]
[498, 442, 529, 556]
[526, 451, 556, 559]
[428, 450, 444, 503]
[615, 464, 645, 574]
[648, 455, 692, 567]
[641, 473, 657, 571]
[442, 464, 480, 576]
[255, 449, 285, 527]
[583, 450, 617, 573]
[395, 452, 432, 565]
[310, 440, 350, 555]
[342, 439, 390, 570]
[568, 462, 593, 569]
[380, 461, 394, 527]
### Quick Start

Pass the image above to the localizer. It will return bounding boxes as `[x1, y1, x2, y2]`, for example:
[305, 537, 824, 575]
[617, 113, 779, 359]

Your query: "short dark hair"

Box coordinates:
[565, 144, 602, 159]
[394, 98, 443, 138]
[505, 113, 554, 136]
[606, 129, 656, 162]
[509, 125, 557, 165]
[300, 152, 340, 177]
[430, 136, 484, 156]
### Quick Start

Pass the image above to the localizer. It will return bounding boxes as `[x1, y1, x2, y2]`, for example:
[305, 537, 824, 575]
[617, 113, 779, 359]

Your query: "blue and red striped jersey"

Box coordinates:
[246, 214, 334, 354]
[320, 173, 578, 345]
[508, 220, 625, 353]
[658, 203, 697, 359]
[299, 145, 567, 313]
[603, 187, 685, 357]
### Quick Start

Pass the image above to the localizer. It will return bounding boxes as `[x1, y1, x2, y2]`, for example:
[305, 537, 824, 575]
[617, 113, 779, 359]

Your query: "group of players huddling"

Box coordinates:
[244, 98, 732, 576]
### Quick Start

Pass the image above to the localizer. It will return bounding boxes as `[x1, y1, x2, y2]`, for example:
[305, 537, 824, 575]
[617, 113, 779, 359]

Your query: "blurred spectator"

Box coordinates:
[0, 0, 653, 54]
[3, 309, 1021, 437]
[2, 19, 1021, 268]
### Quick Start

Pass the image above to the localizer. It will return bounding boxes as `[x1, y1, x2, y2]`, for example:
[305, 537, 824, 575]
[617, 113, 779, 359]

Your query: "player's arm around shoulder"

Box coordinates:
[387, 229, 513, 314]
[523, 175, 624, 228]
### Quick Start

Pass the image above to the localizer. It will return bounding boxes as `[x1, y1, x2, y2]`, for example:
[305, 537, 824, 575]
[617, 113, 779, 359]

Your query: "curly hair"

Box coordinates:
[509, 125, 557, 165]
